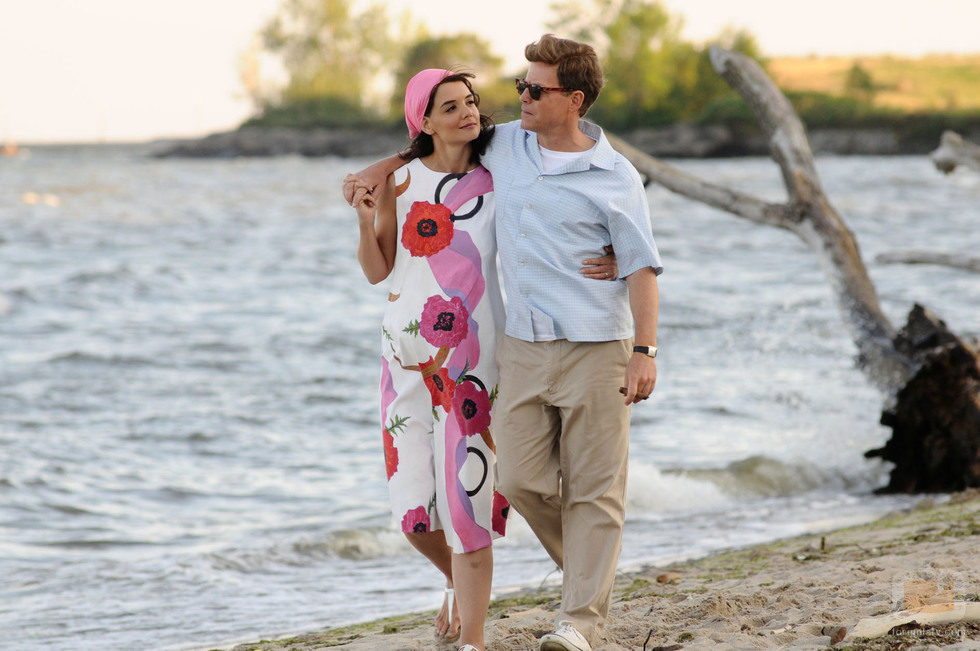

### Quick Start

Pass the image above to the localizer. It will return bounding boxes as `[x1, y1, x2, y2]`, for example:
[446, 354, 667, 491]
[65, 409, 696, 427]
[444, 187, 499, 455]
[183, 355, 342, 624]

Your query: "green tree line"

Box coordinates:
[241, 0, 764, 130]
[240, 0, 980, 141]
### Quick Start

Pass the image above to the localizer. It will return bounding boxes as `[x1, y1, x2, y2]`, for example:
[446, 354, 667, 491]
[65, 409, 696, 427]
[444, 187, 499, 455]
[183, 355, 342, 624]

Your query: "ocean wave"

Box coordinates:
[206, 527, 413, 573]
[292, 527, 411, 561]
[627, 455, 869, 514]
[682, 455, 862, 497]
[1, 287, 39, 304]
[47, 351, 162, 368]
[187, 341, 249, 354]
[65, 264, 134, 285]
[627, 461, 731, 513]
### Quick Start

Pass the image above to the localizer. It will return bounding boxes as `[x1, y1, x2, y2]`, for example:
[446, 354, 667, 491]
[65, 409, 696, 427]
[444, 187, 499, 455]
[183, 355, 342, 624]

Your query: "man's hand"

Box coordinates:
[580, 244, 619, 281]
[622, 352, 656, 405]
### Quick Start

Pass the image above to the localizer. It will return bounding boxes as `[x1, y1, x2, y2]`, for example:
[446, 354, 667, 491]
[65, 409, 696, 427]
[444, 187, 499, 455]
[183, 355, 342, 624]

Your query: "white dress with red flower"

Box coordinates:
[378, 158, 508, 553]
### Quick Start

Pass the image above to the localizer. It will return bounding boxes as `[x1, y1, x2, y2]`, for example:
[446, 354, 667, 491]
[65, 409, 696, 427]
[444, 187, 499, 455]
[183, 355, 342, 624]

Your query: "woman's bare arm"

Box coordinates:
[355, 175, 397, 284]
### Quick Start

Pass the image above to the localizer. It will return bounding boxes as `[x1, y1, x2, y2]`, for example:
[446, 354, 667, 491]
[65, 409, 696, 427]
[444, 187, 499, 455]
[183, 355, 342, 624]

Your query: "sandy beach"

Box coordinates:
[221, 491, 980, 650]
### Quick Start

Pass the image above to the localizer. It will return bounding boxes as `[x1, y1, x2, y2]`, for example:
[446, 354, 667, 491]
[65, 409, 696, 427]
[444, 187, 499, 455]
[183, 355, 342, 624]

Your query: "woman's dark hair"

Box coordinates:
[399, 72, 495, 164]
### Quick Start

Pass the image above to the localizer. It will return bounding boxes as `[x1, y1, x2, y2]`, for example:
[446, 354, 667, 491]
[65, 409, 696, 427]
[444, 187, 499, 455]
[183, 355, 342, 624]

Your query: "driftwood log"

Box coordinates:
[930, 130, 980, 174]
[608, 46, 980, 492]
[875, 251, 980, 274]
[849, 601, 980, 640]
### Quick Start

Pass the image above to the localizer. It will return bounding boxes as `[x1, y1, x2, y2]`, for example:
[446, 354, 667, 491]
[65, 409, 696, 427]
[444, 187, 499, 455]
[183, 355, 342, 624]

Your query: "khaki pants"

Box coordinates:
[495, 336, 632, 643]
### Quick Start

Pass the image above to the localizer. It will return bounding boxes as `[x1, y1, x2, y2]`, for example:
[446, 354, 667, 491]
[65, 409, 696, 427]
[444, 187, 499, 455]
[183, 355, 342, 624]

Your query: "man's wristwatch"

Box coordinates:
[633, 345, 657, 359]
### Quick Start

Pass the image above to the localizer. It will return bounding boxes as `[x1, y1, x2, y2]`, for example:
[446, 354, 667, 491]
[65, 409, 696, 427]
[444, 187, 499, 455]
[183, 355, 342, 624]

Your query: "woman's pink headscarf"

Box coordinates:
[404, 68, 453, 138]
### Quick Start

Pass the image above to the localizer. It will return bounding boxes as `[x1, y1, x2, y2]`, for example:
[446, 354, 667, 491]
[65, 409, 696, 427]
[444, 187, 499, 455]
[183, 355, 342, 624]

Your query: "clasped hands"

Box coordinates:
[344, 173, 376, 210]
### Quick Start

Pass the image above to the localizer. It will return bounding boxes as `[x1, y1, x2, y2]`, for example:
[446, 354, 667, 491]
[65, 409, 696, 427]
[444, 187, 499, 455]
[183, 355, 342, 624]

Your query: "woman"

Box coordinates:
[352, 69, 616, 651]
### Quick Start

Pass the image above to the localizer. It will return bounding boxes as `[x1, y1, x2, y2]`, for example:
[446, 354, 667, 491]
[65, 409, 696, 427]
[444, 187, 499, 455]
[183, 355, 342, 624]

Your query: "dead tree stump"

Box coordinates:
[867, 306, 980, 492]
[930, 130, 980, 174]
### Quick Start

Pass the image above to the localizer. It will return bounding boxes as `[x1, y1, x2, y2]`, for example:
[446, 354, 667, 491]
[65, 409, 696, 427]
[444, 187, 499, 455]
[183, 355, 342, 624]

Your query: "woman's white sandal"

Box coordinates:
[435, 587, 459, 641]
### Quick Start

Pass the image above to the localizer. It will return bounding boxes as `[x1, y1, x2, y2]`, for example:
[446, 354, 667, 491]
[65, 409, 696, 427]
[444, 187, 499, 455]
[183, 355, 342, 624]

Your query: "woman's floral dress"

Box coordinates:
[379, 158, 508, 553]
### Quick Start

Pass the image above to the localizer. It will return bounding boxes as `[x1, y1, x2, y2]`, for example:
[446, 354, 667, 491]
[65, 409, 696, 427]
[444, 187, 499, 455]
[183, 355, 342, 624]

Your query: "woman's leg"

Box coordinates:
[452, 546, 493, 650]
[404, 530, 458, 637]
[382, 357, 460, 638]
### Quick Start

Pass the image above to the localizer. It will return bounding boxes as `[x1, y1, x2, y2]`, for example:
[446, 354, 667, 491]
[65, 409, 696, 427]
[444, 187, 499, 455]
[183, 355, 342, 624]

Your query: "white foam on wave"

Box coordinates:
[304, 526, 412, 561]
[627, 460, 732, 515]
[625, 454, 878, 519]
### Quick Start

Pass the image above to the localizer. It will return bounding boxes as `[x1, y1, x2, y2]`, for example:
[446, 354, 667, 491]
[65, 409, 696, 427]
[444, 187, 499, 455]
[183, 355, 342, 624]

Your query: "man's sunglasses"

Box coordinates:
[515, 78, 569, 101]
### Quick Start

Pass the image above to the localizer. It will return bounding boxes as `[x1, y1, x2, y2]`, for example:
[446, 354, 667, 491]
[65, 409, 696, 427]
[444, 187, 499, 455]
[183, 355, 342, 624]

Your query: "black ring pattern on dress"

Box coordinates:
[457, 374, 487, 393]
[435, 172, 483, 222]
[464, 447, 488, 497]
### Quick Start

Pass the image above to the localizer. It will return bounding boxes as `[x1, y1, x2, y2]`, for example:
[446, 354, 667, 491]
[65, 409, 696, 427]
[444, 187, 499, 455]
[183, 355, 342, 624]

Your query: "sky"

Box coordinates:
[2, 0, 978, 143]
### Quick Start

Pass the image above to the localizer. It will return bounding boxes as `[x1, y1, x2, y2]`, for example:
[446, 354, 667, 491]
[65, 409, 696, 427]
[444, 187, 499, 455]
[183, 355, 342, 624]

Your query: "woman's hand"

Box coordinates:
[353, 184, 377, 223]
[344, 174, 375, 208]
[580, 245, 619, 281]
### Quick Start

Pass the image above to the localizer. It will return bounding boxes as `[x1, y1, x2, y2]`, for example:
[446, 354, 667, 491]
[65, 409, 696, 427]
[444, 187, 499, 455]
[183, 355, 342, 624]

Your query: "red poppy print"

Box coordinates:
[420, 357, 455, 411]
[401, 505, 430, 533]
[401, 201, 454, 257]
[491, 491, 509, 536]
[382, 428, 398, 480]
[420, 295, 469, 348]
[452, 380, 492, 436]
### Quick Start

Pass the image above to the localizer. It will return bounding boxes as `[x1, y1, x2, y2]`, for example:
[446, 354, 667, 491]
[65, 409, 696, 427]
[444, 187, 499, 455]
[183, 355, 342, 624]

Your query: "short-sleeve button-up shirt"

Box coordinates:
[481, 120, 663, 342]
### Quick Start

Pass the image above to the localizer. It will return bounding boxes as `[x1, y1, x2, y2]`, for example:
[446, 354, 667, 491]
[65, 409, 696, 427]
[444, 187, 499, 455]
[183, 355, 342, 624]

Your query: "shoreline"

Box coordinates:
[213, 491, 980, 650]
[148, 123, 971, 160]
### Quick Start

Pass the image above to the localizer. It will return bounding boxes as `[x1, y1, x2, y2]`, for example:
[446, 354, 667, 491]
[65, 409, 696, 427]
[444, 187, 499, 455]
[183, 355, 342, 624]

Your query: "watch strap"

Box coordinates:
[633, 345, 657, 358]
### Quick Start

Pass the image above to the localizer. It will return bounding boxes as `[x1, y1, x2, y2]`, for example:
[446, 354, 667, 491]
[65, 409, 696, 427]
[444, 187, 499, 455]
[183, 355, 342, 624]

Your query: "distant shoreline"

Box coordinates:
[148, 122, 966, 160]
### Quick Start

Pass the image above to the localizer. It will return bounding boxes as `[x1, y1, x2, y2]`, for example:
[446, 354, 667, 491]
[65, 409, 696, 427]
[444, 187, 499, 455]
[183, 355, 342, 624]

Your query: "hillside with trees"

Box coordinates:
[161, 0, 980, 158]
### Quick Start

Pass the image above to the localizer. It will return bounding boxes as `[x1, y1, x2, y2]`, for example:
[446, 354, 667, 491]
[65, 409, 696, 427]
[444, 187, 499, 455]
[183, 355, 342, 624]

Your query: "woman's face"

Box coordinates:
[421, 81, 481, 148]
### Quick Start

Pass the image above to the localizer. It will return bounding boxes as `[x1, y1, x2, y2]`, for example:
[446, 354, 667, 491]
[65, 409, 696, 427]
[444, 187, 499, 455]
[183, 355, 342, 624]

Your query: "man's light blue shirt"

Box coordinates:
[481, 120, 663, 342]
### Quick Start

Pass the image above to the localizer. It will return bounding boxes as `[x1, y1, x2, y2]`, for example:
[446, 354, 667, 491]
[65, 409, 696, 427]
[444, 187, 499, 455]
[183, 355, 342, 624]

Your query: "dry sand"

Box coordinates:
[224, 491, 980, 650]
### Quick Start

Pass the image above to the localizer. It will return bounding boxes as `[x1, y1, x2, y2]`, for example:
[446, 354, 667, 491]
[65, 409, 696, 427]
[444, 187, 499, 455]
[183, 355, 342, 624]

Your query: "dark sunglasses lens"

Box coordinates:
[516, 80, 542, 100]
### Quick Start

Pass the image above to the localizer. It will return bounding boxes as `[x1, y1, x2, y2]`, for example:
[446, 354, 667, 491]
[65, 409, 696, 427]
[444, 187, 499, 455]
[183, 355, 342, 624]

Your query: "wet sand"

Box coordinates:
[221, 491, 980, 650]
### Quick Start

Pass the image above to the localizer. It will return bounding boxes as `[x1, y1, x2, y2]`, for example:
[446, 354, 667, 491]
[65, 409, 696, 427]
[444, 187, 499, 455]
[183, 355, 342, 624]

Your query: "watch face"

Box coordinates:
[634, 345, 656, 358]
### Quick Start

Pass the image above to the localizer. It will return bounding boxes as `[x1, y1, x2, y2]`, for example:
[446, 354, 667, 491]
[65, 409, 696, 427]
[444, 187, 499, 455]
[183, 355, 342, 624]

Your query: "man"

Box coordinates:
[346, 34, 662, 651]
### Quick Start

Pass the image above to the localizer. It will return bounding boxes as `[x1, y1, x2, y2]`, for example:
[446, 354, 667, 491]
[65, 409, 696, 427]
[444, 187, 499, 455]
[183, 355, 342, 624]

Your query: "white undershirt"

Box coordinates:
[538, 142, 596, 173]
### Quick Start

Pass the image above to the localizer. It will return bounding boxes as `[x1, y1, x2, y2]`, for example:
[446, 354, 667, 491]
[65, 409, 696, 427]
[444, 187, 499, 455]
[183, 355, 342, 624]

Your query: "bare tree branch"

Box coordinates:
[604, 131, 787, 228]
[876, 251, 980, 273]
[708, 46, 819, 198]
[607, 47, 979, 493]
[608, 47, 912, 390]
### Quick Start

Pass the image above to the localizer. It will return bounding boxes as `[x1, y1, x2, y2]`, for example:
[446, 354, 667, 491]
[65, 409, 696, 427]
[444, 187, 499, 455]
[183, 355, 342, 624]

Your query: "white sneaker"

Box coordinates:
[539, 621, 591, 651]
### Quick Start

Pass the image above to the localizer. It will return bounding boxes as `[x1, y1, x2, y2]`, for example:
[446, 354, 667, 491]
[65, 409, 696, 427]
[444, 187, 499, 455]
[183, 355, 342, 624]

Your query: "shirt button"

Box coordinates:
[537, 176, 543, 181]
[523, 293, 529, 298]
[520, 233, 526, 238]
[519, 261, 525, 267]
[525, 203, 532, 209]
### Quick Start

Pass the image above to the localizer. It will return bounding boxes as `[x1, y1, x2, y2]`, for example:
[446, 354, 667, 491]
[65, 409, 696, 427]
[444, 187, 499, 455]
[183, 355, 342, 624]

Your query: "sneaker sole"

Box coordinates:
[540, 636, 589, 651]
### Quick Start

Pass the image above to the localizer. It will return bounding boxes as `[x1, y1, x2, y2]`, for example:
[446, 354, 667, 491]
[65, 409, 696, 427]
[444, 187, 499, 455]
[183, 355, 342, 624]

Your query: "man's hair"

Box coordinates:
[524, 34, 604, 117]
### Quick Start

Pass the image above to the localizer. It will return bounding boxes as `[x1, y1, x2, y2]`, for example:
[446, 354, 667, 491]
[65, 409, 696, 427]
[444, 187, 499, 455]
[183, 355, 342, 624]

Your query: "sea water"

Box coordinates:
[1, 145, 978, 650]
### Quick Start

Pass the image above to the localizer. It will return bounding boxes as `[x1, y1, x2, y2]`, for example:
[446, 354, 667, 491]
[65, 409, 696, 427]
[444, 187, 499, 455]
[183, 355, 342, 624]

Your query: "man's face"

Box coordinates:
[519, 62, 571, 133]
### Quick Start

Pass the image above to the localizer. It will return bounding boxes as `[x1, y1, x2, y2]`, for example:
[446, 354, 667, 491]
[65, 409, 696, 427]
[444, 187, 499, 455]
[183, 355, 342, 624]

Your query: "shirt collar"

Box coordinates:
[576, 120, 617, 170]
[522, 119, 617, 173]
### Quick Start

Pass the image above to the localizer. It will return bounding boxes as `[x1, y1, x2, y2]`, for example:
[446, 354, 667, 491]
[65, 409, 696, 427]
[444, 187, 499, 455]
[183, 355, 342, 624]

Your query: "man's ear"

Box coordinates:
[568, 90, 585, 115]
